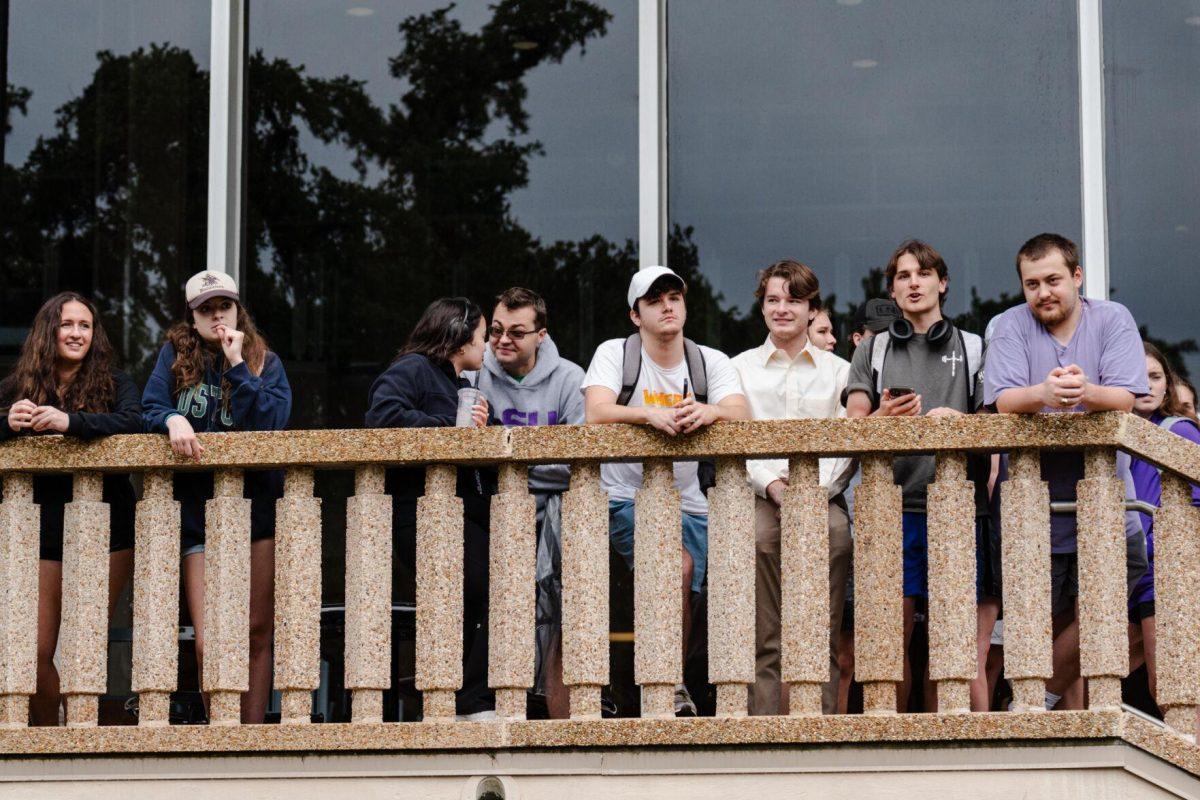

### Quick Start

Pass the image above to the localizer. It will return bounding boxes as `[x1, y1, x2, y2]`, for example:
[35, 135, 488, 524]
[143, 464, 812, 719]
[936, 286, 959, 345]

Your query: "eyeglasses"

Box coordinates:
[489, 325, 541, 341]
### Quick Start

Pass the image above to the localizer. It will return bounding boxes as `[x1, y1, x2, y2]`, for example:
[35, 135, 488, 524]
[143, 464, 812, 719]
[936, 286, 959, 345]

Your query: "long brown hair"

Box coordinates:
[166, 302, 269, 410]
[1144, 342, 1188, 418]
[1, 292, 117, 413]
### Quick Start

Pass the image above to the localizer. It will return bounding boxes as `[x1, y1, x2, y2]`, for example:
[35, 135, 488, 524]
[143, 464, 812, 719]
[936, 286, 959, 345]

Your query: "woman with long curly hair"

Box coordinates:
[141, 271, 290, 724]
[0, 292, 142, 725]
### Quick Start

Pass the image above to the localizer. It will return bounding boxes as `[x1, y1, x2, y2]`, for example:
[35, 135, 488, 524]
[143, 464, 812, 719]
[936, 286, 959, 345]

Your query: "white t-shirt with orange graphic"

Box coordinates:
[581, 338, 742, 515]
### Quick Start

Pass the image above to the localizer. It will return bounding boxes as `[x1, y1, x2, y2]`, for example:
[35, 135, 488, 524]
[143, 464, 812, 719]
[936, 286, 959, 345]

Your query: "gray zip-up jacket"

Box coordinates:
[466, 335, 585, 493]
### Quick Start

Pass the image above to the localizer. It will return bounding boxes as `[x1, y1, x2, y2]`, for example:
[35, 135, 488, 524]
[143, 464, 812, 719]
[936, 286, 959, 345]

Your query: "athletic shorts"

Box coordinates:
[1051, 533, 1148, 619]
[609, 499, 707, 593]
[903, 512, 1000, 602]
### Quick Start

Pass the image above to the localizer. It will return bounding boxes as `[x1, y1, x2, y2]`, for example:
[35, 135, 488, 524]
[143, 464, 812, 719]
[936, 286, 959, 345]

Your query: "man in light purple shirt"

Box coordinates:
[984, 232, 1148, 710]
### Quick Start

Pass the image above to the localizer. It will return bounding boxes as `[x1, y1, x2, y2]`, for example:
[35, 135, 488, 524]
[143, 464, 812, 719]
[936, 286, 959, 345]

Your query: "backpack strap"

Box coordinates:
[869, 330, 891, 397]
[1159, 416, 1192, 434]
[960, 328, 984, 409]
[683, 338, 709, 403]
[617, 334, 709, 405]
[616, 334, 642, 406]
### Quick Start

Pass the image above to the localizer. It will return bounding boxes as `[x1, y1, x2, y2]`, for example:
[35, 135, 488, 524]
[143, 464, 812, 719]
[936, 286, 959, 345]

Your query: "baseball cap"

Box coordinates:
[627, 266, 687, 309]
[185, 270, 240, 309]
[852, 298, 901, 334]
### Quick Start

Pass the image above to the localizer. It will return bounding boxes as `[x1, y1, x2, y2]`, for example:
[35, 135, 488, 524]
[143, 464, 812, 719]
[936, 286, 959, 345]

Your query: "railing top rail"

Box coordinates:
[0, 412, 1195, 484]
[4, 412, 1185, 474]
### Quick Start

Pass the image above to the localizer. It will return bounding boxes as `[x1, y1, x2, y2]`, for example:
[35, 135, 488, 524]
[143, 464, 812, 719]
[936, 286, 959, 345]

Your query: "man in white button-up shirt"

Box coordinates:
[731, 260, 854, 716]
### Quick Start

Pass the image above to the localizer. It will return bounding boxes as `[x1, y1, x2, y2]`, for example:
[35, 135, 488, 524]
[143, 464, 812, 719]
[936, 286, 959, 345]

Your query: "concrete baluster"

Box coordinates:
[489, 464, 537, 720]
[1075, 448, 1128, 711]
[345, 465, 392, 724]
[274, 468, 322, 724]
[926, 453, 976, 714]
[707, 457, 755, 717]
[0, 474, 39, 727]
[635, 459, 681, 718]
[59, 471, 110, 727]
[1156, 473, 1200, 739]
[132, 471, 180, 726]
[415, 465, 463, 721]
[561, 461, 609, 719]
[204, 469, 251, 725]
[853, 454, 903, 714]
[781, 457, 829, 716]
[999, 450, 1052, 712]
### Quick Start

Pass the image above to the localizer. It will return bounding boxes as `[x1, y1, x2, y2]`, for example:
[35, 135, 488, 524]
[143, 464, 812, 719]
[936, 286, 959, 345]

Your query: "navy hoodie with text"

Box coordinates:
[142, 342, 291, 544]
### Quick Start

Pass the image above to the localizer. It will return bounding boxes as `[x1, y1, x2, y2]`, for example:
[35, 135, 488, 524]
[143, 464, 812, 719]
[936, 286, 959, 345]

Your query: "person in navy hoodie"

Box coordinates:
[2, 292, 142, 725]
[365, 296, 495, 720]
[142, 270, 291, 724]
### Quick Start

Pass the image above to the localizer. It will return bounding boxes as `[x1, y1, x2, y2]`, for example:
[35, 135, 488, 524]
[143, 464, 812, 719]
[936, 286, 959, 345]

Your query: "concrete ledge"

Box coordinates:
[3, 714, 1198, 797]
[5, 412, 1193, 475]
[0, 710, 1155, 753]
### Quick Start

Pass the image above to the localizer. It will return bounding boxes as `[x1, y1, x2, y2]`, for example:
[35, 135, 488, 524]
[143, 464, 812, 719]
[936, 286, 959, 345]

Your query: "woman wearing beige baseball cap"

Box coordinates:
[141, 270, 291, 724]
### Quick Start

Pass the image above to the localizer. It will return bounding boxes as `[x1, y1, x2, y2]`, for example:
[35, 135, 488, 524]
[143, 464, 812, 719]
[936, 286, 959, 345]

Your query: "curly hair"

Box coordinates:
[1, 292, 116, 413]
[166, 302, 269, 411]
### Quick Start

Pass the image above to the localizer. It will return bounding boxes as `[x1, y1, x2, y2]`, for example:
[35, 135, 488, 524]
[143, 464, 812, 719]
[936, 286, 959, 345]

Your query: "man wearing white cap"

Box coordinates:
[582, 266, 748, 716]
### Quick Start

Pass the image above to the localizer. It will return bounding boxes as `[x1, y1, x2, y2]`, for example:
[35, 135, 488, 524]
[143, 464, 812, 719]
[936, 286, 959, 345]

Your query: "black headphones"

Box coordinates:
[888, 318, 954, 348]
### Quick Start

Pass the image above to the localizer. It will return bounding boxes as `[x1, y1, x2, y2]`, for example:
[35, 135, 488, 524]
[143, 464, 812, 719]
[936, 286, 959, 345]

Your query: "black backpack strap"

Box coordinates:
[683, 338, 709, 403]
[616, 334, 642, 406]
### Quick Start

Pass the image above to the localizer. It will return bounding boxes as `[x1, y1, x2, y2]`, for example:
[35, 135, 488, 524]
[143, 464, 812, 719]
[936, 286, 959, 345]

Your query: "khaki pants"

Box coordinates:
[749, 495, 852, 716]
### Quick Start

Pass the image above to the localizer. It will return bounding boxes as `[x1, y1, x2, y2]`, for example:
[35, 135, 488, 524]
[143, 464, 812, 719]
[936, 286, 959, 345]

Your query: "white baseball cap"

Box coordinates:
[185, 270, 240, 309]
[627, 265, 686, 309]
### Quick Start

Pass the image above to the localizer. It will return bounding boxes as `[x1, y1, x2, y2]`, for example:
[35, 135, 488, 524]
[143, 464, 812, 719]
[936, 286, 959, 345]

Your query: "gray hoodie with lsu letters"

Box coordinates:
[465, 335, 585, 494]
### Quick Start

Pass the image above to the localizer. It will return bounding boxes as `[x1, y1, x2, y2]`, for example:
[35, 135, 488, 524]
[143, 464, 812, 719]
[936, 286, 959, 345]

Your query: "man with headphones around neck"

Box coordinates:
[844, 239, 994, 712]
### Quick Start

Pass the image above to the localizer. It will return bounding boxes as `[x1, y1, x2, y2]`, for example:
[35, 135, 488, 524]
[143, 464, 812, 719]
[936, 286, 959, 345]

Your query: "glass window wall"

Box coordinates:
[1, 0, 210, 377]
[1103, 0, 1200, 377]
[245, 0, 637, 430]
[667, 0, 1082, 355]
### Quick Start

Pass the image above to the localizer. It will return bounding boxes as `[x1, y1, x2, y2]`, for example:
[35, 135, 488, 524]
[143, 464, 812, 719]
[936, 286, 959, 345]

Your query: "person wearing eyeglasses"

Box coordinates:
[465, 287, 584, 719]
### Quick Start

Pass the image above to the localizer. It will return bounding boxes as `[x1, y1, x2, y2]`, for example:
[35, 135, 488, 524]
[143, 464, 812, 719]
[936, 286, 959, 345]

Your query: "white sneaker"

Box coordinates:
[454, 709, 498, 722]
[674, 684, 697, 717]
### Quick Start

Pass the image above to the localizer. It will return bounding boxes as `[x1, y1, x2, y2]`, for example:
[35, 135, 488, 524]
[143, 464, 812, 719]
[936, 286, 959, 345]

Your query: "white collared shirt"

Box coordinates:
[730, 335, 854, 499]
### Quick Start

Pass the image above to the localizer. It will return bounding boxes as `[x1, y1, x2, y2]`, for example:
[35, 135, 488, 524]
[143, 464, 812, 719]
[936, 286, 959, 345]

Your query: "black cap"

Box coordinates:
[852, 298, 901, 334]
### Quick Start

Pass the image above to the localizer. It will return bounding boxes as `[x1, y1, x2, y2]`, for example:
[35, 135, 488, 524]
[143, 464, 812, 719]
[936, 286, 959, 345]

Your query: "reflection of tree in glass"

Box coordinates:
[2, 45, 208, 376]
[241, 0, 762, 426]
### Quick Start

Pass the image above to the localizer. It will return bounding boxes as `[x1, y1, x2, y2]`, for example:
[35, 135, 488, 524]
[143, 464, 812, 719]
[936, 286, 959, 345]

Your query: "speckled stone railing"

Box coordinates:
[274, 468, 322, 725]
[1, 412, 1199, 754]
[60, 471, 109, 727]
[560, 461, 609, 719]
[781, 456, 829, 715]
[204, 469, 251, 725]
[1000, 450, 1053, 712]
[926, 453, 976, 714]
[131, 470, 179, 727]
[0, 473, 38, 728]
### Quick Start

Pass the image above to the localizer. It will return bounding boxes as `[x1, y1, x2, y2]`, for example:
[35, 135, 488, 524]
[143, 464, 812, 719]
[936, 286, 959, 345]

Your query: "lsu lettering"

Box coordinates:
[642, 389, 682, 408]
[499, 408, 560, 426]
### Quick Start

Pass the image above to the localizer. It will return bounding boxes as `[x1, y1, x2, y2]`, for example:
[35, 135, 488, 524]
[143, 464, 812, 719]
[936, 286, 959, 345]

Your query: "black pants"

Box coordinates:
[394, 497, 493, 716]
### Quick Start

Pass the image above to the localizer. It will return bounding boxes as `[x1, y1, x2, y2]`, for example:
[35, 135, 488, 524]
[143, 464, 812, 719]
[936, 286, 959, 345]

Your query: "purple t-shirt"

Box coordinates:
[984, 298, 1148, 553]
[1130, 414, 1200, 605]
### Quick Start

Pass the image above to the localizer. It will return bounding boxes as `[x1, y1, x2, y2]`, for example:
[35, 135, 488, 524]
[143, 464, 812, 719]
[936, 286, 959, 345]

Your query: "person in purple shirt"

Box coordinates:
[984, 232, 1149, 711]
[1128, 343, 1200, 703]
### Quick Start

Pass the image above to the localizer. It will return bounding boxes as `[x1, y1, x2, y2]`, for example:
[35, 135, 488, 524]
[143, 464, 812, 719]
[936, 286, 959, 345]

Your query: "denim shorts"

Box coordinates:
[608, 499, 708, 593]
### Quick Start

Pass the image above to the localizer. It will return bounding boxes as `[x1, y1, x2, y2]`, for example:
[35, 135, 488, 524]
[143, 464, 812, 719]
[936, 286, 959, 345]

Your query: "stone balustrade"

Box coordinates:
[0, 412, 1198, 762]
